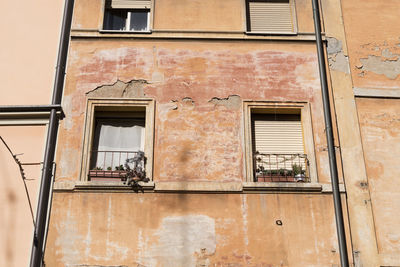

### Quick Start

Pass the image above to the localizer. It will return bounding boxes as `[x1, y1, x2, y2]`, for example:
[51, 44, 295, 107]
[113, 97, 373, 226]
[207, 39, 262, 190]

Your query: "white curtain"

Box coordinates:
[92, 119, 145, 170]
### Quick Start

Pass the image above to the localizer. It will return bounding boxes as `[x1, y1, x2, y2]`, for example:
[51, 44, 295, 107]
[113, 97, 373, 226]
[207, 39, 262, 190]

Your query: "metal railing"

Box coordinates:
[89, 150, 144, 180]
[254, 152, 310, 182]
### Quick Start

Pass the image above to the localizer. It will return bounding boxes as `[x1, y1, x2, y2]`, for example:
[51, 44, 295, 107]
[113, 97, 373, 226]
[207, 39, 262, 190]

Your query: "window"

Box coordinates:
[243, 102, 317, 183]
[81, 99, 154, 182]
[246, 0, 297, 34]
[103, 0, 151, 32]
[252, 112, 308, 182]
[89, 111, 145, 181]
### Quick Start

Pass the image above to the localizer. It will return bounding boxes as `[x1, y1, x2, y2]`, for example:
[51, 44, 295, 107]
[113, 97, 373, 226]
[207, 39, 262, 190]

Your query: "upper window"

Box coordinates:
[246, 0, 297, 34]
[243, 102, 318, 183]
[103, 0, 151, 32]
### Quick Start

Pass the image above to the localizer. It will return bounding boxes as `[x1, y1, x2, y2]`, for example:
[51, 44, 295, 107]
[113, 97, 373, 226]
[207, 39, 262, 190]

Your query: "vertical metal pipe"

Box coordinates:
[311, 0, 349, 266]
[29, 0, 75, 266]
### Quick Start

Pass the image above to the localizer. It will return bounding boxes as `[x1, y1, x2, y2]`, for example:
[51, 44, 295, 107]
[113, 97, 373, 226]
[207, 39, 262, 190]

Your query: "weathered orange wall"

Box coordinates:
[356, 98, 400, 255]
[44, 0, 351, 266]
[154, 0, 244, 31]
[55, 40, 334, 184]
[45, 193, 343, 267]
[341, 0, 400, 262]
[72, 0, 315, 33]
[341, 0, 400, 88]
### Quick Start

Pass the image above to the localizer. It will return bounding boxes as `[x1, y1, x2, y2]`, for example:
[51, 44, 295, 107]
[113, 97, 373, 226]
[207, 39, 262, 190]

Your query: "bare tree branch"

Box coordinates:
[0, 136, 37, 228]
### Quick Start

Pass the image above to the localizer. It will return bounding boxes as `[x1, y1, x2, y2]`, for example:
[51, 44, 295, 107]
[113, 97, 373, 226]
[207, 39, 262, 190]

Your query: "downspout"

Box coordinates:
[311, 0, 349, 266]
[29, 0, 75, 266]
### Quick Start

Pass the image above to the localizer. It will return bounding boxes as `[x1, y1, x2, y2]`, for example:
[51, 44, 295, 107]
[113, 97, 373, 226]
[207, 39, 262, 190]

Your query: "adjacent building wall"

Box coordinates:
[0, 0, 63, 266]
[341, 0, 400, 265]
[0, 126, 47, 267]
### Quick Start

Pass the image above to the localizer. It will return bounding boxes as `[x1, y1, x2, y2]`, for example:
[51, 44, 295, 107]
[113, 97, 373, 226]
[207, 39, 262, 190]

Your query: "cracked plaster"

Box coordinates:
[208, 95, 241, 110]
[86, 80, 148, 98]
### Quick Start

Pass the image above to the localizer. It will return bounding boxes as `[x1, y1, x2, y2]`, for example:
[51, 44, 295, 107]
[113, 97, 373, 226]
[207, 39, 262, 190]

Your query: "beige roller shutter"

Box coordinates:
[253, 117, 305, 169]
[109, 0, 151, 9]
[249, 0, 294, 33]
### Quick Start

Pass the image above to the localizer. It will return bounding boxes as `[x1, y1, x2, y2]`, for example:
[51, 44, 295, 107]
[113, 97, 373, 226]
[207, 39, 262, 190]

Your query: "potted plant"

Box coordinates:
[292, 164, 306, 182]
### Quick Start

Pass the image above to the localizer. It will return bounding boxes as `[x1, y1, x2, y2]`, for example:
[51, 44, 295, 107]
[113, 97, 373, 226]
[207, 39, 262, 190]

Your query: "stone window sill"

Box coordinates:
[53, 181, 345, 193]
[70, 29, 322, 42]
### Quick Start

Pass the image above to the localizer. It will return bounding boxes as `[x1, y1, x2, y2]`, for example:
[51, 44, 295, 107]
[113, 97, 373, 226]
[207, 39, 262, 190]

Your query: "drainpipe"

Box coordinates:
[311, 0, 349, 266]
[29, 0, 75, 266]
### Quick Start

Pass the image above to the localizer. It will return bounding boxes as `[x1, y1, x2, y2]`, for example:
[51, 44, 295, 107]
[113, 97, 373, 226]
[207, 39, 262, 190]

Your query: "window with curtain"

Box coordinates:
[90, 116, 145, 171]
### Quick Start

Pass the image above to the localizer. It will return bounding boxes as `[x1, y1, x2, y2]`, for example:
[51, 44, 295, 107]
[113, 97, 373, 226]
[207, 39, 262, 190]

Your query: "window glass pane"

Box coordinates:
[129, 10, 149, 31]
[103, 9, 128, 30]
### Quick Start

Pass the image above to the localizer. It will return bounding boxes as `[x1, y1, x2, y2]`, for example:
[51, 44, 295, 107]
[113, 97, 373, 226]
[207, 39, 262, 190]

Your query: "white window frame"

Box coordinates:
[80, 98, 155, 182]
[100, 0, 153, 33]
[243, 101, 318, 183]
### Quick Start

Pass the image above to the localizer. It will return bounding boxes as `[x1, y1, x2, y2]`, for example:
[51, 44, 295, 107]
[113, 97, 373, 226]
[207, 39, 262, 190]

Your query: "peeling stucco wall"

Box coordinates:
[327, 37, 350, 74]
[341, 0, 400, 88]
[356, 98, 400, 254]
[337, 0, 400, 265]
[356, 47, 400, 79]
[46, 1, 347, 266]
[208, 95, 241, 110]
[56, 41, 331, 183]
[86, 80, 148, 98]
[45, 193, 342, 267]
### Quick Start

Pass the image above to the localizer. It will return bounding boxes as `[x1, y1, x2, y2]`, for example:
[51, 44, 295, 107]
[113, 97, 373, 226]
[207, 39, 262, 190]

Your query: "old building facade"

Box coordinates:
[2, 0, 399, 266]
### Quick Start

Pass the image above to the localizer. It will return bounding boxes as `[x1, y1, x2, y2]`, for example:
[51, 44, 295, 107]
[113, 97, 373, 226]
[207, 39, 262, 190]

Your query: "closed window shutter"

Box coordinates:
[249, 1, 294, 32]
[108, 0, 151, 9]
[253, 117, 304, 169]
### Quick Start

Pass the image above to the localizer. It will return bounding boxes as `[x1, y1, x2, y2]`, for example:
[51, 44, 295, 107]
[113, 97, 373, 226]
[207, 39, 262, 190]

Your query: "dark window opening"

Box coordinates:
[103, 9, 149, 31]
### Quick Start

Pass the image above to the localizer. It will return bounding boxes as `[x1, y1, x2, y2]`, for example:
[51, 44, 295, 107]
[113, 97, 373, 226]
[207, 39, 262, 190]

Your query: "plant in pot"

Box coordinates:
[292, 164, 306, 182]
[123, 151, 150, 191]
[256, 166, 266, 181]
[115, 165, 124, 171]
[89, 166, 103, 177]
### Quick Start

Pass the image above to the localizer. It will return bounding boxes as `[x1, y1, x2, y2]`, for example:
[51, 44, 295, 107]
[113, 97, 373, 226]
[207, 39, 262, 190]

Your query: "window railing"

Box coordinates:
[254, 152, 310, 182]
[89, 150, 144, 181]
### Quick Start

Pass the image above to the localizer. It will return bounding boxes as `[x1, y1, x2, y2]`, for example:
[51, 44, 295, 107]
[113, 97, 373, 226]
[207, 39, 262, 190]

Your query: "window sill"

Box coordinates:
[245, 31, 298, 36]
[243, 182, 346, 193]
[99, 29, 152, 34]
[70, 29, 323, 41]
[53, 181, 345, 193]
[53, 180, 155, 192]
[243, 182, 322, 192]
